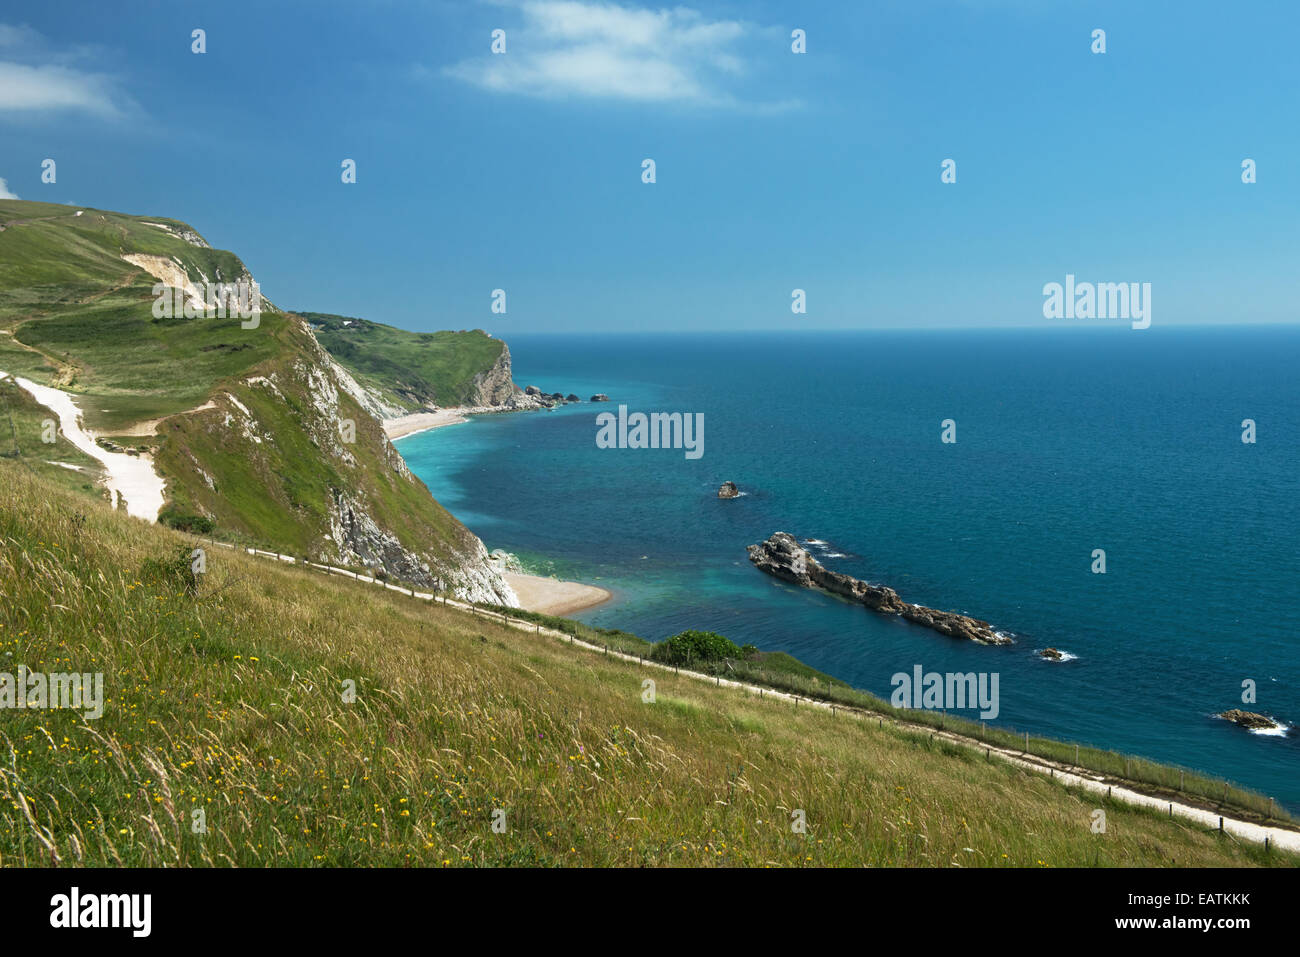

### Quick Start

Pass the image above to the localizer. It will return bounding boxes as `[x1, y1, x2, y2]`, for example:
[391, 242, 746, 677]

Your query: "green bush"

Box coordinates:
[650, 630, 743, 667]
[159, 503, 214, 534]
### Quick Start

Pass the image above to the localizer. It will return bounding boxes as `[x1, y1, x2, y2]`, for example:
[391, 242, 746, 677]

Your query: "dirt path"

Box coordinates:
[1, 371, 164, 521]
[113, 400, 217, 438]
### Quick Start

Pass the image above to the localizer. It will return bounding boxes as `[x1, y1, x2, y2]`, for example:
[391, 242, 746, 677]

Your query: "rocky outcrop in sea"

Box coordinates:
[520, 384, 593, 410]
[1217, 709, 1286, 732]
[747, 531, 1014, 645]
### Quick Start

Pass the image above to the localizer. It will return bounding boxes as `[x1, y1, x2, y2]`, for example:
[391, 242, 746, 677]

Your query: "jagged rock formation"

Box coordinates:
[328, 486, 514, 604]
[718, 481, 740, 499]
[470, 347, 588, 412]
[747, 532, 1013, 645]
[121, 253, 266, 318]
[591, 394, 610, 402]
[468, 342, 522, 407]
[1039, 647, 1064, 661]
[1217, 709, 1285, 732]
[320, 353, 409, 422]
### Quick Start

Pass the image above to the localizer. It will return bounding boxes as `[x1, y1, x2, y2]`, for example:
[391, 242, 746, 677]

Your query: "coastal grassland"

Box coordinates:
[299, 312, 505, 410]
[3, 289, 286, 434]
[0, 200, 280, 434]
[478, 606, 1294, 828]
[0, 461, 1291, 868]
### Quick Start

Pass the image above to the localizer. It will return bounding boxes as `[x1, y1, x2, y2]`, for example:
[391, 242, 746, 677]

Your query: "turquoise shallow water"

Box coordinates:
[398, 327, 1300, 810]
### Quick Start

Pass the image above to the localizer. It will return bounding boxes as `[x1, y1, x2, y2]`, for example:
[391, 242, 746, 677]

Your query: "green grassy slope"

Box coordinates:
[0, 200, 508, 597]
[300, 312, 505, 411]
[151, 319, 482, 584]
[0, 202, 244, 326]
[1, 459, 1290, 868]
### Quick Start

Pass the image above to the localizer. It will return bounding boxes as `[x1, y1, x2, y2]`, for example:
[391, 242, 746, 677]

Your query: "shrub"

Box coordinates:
[159, 503, 214, 535]
[650, 629, 743, 667]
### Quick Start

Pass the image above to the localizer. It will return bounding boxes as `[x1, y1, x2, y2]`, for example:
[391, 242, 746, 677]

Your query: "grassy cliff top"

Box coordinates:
[0, 200, 278, 432]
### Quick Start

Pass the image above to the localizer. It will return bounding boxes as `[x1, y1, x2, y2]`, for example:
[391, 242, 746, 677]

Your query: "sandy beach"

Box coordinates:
[384, 408, 471, 440]
[384, 410, 610, 615]
[504, 572, 611, 616]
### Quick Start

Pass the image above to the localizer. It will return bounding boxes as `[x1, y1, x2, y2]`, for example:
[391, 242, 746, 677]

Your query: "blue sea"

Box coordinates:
[397, 327, 1300, 810]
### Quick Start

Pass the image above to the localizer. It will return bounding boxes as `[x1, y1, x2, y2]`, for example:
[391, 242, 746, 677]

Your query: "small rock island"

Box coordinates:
[718, 481, 740, 499]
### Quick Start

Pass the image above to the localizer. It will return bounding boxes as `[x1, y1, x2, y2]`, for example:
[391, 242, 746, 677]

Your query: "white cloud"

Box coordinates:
[0, 177, 18, 199]
[0, 62, 125, 117]
[443, 1, 786, 108]
[0, 24, 42, 48]
[0, 24, 133, 118]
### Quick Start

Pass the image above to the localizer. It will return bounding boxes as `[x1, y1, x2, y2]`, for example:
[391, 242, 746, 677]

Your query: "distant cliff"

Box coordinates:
[0, 199, 516, 605]
[300, 312, 542, 417]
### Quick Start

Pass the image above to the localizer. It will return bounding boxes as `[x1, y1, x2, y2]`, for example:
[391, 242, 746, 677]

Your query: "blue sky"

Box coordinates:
[1, 0, 1297, 332]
